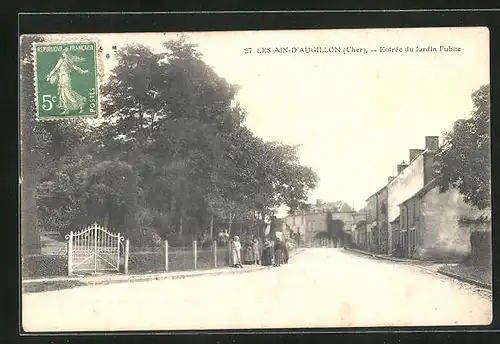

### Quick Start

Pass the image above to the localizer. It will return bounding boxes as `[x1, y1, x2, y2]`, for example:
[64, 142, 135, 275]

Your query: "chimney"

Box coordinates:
[388, 176, 395, 184]
[409, 149, 425, 162]
[316, 199, 323, 206]
[397, 161, 408, 174]
[425, 136, 439, 151]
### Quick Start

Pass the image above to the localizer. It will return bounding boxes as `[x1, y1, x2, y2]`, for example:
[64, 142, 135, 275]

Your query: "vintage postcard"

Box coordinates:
[20, 27, 491, 332]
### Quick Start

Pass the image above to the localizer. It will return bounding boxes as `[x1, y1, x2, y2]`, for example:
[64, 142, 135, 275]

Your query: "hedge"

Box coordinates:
[22, 255, 67, 278]
[469, 231, 491, 267]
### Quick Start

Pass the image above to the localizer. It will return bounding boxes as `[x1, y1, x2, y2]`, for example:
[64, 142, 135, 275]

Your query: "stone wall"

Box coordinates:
[469, 229, 491, 267]
[418, 186, 490, 260]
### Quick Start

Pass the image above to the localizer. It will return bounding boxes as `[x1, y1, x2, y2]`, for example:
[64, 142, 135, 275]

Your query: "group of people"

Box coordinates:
[230, 236, 290, 268]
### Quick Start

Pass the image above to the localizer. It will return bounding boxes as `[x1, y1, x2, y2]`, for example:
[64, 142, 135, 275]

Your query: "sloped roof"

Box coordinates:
[398, 178, 439, 206]
[389, 215, 400, 224]
[365, 185, 388, 202]
[316, 201, 354, 212]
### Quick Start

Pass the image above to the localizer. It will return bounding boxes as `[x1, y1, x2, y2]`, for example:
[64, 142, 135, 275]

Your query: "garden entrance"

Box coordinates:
[66, 223, 126, 276]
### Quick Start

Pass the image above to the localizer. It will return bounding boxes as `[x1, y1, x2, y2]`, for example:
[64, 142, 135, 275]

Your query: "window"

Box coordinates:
[380, 201, 387, 215]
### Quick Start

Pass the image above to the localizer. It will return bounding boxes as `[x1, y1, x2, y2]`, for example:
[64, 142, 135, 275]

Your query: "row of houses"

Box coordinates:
[280, 200, 357, 246]
[352, 136, 491, 260]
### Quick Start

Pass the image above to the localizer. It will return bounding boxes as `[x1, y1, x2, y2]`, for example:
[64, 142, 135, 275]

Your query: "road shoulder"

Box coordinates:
[343, 247, 492, 292]
[23, 248, 305, 294]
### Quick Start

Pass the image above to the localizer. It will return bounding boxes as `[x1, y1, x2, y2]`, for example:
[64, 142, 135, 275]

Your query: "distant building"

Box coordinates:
[310, 200, 354, 213]
[364, 184, 389, 254]
[281, 200, 356, 246]
[351, 208, 368, 249]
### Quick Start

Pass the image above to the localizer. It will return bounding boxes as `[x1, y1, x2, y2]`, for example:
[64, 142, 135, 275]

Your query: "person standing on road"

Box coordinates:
[283, 239, 290, 264]
[274, 238, 283, 267]
[231, 236, 243, 268]
[262, 237, 273, 266]
[243, 238, 254, 264]
[252, 237, 260, 265]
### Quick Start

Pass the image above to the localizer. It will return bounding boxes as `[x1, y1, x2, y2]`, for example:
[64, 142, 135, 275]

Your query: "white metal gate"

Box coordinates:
[65, 223, 125, 275]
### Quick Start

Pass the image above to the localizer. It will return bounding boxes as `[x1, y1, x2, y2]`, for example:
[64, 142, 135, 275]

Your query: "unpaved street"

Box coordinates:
[22, 249, 492, 331]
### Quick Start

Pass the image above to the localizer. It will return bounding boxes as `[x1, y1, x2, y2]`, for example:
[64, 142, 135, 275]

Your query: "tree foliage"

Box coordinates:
[20, 35, 319, 249]
[434, 84, 490, 210]
[327, 217, 345, 240]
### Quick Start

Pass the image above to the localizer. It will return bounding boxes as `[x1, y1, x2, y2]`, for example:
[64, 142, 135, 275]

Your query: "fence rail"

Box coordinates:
[23, 238, 303, 279]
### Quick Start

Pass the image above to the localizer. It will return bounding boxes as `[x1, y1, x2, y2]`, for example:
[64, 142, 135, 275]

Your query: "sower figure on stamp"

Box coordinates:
[46, 48, 89, 114]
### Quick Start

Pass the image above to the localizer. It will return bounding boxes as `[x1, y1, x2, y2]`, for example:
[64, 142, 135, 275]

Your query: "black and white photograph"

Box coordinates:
[20, 27, 491, 331]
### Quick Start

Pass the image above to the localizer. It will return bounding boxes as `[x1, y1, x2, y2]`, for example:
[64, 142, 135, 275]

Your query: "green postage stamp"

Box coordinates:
[34, 41, 99, 120]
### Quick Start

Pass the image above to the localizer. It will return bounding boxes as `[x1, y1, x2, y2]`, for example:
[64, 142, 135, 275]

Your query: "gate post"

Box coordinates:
[193, 240, 197, 270]
[116, 233, 121, 272]
[164, 240, 169, 272]
[94, 226, 98, 274]
[213, 240, 217, 268]
[67, 231, 73, 276]
[124, 239, 130, 274]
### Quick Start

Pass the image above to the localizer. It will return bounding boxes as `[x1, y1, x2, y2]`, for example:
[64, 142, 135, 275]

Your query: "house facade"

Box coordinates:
[359, 134, 492, 261]
[281, 203, 356, 247]
[387, 136, 439, 255]
[282, 211, 328, 245]
[364, 185, 389, 254]
[398, 179, 491, 260]
[351, 210, 368, 249]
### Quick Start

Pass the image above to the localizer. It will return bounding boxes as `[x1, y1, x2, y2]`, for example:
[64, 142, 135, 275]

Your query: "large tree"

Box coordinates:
[434, 84, 491, 210]
[28, 36, 320, 247]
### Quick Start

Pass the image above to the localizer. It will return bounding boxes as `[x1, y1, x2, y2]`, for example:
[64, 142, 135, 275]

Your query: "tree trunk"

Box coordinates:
[178, 211, 184, 241]
[104, 211, 110, 229]
[20, 170, 41, 256]
[209, 214, 214, 238]
[20, 115, 41, 256]
[259, 211, 266, 238]
[228, 216, 233, 236]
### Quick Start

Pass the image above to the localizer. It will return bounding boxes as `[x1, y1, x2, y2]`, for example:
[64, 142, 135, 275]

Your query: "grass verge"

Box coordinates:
[438, 264, 492, 288]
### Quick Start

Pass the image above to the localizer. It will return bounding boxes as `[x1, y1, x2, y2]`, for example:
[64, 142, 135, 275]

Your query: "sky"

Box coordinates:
[39, 28, 489, 216]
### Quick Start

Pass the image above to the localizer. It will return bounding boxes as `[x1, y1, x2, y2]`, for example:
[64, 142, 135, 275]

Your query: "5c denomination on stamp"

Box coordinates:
[34, 41, 99, 120]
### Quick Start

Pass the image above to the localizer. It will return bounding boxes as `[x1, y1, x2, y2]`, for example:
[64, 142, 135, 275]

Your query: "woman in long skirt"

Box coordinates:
[231, 236, 243, 268]
[261, 238, 273, 266]
[242, 239, 254, 264]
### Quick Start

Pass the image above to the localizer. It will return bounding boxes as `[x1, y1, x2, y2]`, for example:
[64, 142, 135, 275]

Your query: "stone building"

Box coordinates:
[350, 210, 368, 249]
[364, 185, 389, 254]
[387, 136, 439, 255]
[398, 179, 491, 260]
[281, 201, 356, 246]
